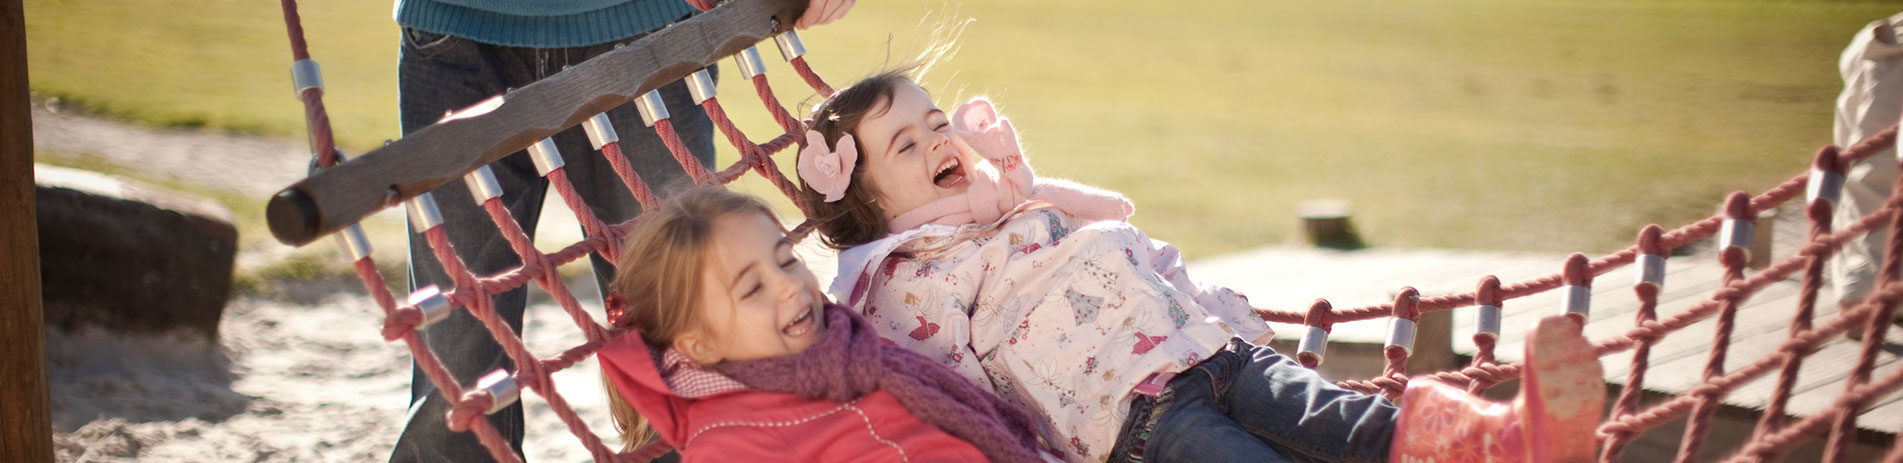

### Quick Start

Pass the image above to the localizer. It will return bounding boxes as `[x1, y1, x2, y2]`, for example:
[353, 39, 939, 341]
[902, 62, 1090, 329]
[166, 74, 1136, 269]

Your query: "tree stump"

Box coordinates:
[1298, 199, 1365, 250]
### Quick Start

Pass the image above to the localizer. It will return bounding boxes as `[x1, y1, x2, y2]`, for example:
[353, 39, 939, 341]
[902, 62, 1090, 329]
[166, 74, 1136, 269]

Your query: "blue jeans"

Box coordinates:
[389, 26, 715, 463]
[1109, 339, 1397, 463]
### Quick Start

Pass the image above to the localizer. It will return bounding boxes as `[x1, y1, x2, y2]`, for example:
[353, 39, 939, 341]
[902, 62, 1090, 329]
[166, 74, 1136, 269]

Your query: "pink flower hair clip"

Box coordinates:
[797, 130, 857, 202]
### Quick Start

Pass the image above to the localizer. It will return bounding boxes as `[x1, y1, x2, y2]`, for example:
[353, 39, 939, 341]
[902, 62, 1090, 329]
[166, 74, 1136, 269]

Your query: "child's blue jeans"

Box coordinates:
[1108, 338, 1397, 463]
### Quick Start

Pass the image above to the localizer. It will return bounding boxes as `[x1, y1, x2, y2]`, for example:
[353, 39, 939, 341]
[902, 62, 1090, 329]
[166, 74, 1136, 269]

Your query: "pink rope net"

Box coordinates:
[279, 1, 1903, 461]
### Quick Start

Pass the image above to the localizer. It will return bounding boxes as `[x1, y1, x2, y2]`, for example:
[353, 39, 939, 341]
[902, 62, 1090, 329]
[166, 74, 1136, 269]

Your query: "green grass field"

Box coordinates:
[24, 0, 1902, 258]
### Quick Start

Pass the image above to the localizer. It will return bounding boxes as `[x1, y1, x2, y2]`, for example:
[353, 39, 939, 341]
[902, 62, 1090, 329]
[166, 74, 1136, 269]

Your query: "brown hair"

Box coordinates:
[796, 68, 923, 249]
[601, 186, 779, 451]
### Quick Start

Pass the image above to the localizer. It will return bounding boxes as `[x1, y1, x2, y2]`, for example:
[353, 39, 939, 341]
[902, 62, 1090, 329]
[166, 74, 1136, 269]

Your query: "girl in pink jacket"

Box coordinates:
[792, 70, 1606, 463]
[596, 187, 1054, 462]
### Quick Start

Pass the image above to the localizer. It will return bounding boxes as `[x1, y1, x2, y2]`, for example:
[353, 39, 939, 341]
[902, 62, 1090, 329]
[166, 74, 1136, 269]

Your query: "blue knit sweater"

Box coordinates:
[395, 0, 699, 48]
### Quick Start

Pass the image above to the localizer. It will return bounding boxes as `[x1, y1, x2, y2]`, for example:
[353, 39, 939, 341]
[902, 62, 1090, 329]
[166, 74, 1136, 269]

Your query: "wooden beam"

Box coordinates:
[266, 0, 806, 246]
[0, 0, 53, 460]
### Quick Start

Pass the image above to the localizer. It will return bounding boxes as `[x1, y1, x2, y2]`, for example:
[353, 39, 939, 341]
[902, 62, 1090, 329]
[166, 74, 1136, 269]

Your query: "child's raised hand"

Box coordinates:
[796, 0, 855, 29]
[798, 130, 857, 203]
[950, 97, 1023, 166]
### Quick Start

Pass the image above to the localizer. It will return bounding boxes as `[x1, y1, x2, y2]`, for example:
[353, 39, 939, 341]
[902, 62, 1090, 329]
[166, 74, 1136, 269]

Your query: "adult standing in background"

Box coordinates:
[388, 1, 853, 461]
[1831, 11, 1903, 340]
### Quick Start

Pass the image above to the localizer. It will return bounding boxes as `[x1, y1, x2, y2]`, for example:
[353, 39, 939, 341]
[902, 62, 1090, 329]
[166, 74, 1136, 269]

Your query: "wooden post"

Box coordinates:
[1297, 199, 1365, 250]
[1404, 306, 1457, 375]
[1, 0, 53, 461]
[1749, 208, 1775, 270]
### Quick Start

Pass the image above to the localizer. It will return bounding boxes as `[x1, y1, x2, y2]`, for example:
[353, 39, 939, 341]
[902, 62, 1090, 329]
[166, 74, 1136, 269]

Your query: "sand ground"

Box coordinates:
[35, 103, 625, 462]
[47, 290, 625, 462]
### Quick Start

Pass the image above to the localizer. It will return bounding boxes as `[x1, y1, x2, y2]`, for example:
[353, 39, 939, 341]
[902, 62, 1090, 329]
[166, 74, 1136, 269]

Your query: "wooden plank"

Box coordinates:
[1634, 292, 1804, 401]
[1257, 250, 1560, 341]
[265, 0, 808, 246]
[1448, 256, 1712, 346]
[1320, 252, 1551, 342]
[1456, 261, 1749, 361]
[1765, 324, 1903, 405]
[1735, 342, 1865, 413]
[1598, 287, 1903, 434]
[1715, 299, 1887, 406]
[0, 0, 52, 460]
[1543, 262, 1737, 381]
[1516, 260, 1729, 339]
[1867, 363, 1903, 411]
[1593, 285, 1802, 383]
[1199, 245, 1901, 438]
[1865, 398, 1903, 433]
[1590, 287, 1800, 384]
[1778, 350, 1903, 434]
[1492, 287, 1801, 385]
[1575, 271, 1903, 434]
[1631, 282, 1802, 368]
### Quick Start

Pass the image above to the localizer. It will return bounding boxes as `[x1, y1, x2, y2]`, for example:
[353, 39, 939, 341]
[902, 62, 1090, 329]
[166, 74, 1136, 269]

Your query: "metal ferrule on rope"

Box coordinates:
[582, 113, 618, 150]
[1298, 326, 1329, 363]
[734, 46, 767, 80]
[474, 370, 522, 414]
[1385, 318, 1418, 356]
[1563, 284, 1591, 319]
[685, 69, 718, 104]
[406, 192, 445, 231]
[1807, 168, 1844, 206]
[335, 224, 373, 261]
[526, 138, 565, 176]
[773, 30, 807, 61]
[1719, 217, 1754, 254]
[464, 166, 504, 204]
[290, 59, 323, 95]
[1636, 253, 1667, 289]
[634, 90, 670, 127]
[408, 285, 455, 329]
[1475, 304, 1502, 340]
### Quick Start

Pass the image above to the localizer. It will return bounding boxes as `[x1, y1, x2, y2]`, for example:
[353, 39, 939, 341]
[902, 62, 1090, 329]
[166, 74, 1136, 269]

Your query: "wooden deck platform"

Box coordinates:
[1189, 232, 1903, 440]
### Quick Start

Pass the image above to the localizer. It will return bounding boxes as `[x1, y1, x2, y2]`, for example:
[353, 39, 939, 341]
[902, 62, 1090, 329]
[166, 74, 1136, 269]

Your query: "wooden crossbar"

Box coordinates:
[265, 0, 805, 246]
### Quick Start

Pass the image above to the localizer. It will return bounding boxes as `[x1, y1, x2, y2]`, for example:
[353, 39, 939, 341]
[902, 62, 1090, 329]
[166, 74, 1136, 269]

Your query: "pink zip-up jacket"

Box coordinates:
[598, 332, 993, 462]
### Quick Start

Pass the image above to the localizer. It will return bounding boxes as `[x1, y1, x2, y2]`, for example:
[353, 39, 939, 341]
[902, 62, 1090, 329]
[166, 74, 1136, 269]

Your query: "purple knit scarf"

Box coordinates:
[711, 303, 1046, 463]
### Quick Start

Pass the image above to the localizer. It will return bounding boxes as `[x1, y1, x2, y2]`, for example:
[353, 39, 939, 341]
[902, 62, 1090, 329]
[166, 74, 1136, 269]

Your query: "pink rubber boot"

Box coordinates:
[1390, 315, 1604, 462]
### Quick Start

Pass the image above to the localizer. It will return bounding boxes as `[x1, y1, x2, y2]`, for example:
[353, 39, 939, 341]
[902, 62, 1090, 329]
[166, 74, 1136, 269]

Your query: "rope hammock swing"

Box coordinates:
[265, 1, 1903, 461]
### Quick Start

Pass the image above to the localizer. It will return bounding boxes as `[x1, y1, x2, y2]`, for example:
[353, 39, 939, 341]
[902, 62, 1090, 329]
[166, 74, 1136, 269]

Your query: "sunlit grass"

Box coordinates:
[25, 0, 1899, 257]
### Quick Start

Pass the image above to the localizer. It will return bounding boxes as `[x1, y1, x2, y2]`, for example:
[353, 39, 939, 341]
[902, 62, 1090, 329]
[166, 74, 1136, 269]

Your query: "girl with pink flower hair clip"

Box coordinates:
[792, 68, 1608, 463]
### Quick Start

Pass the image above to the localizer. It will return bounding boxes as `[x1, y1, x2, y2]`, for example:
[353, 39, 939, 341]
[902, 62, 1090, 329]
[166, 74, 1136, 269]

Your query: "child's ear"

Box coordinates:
[673, 330, 722, 365]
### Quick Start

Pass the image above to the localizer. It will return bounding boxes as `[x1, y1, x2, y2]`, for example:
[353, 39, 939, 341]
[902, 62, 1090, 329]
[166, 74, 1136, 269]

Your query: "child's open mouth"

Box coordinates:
[782, 307, 816, 336]
[933, 157, 966, 188]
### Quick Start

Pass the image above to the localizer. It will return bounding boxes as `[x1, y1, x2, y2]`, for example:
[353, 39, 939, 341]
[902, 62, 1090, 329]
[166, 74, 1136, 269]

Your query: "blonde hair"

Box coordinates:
[601, 186, 780, 451]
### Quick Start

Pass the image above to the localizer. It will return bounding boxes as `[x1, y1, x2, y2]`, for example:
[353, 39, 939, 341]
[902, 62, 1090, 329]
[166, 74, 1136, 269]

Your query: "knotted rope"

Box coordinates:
[276, 0, 1903, 459]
